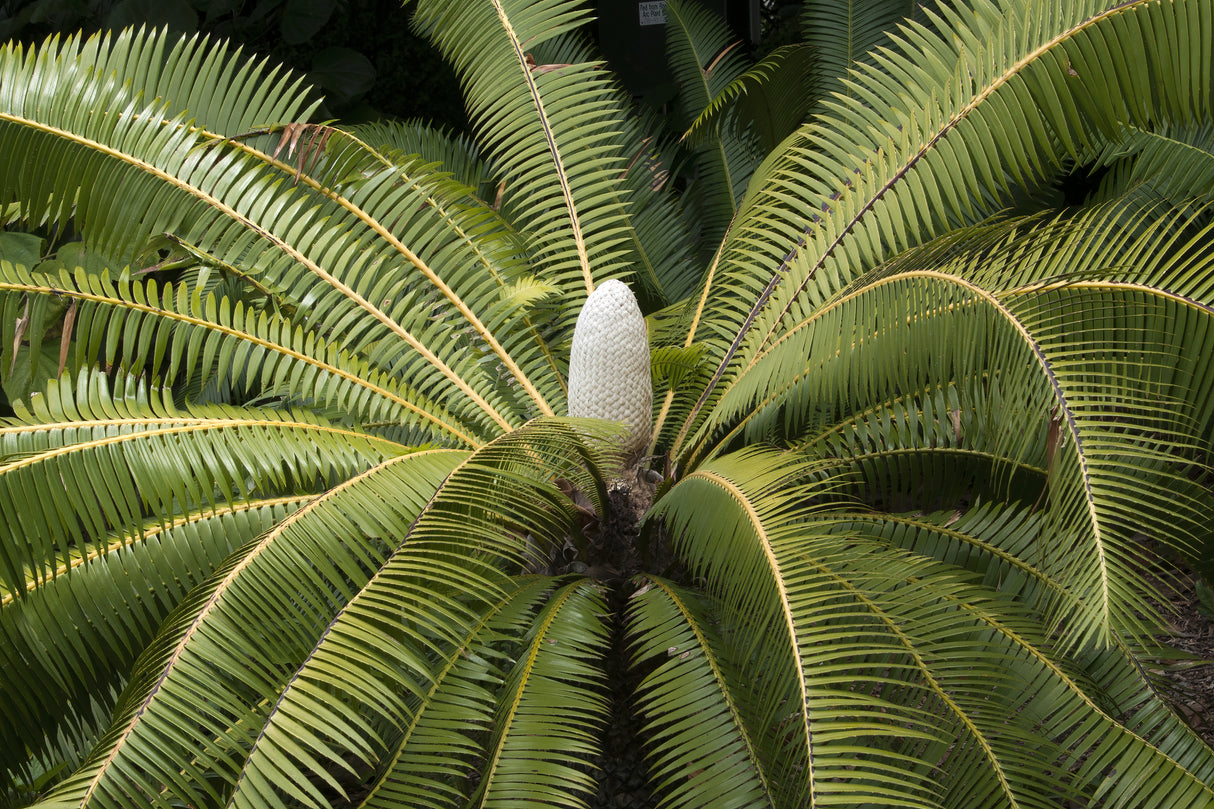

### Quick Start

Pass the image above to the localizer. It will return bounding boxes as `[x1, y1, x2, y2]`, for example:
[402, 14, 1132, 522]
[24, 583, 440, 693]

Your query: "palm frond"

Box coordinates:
[1091, 122, 1214, 213]
[410, 0, 697, 308]
[349, 576, 559, 809]
[651, 446, 1214, 808]
[348, 119, 498, 204]
[38, 447, 467, 809]
[475, 580, 610, 809]
[626, 576, 775, 809]
[682, 44, 814, 158]
[0, 27, 574, 439]
[652, 448, 945, 807]
[663, 0, 762, 248]
[218, 418, 621, 809]
[105, 26, 318, 137]
[0, 258, 481, 445]
[801, 0, 920, 108]
[668, 0, 1214, 454]
[871, 500, 1214, 794]
[0, 369, 399, 598]
[693, 201, 1214, 647]
[0, 496, 305, 793]
[3, 2, 1214, 806]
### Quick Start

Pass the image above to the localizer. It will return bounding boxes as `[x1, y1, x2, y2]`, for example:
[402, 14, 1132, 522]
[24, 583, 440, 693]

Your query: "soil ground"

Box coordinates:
[1161, 571, 1214, 747]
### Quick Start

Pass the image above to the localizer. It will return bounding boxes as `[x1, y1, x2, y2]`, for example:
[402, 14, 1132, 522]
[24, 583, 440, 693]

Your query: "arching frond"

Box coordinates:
[651, 448, 934, 808]
[669, 0, 1214, 455]
[349, 576, 559, 809]
[0, 370, 398, 596]
[0, 27, 573, 440]
[650, 446, 1214, 808]
[3, 2, 1214, 806]
[1091, 122, 1214, 214]
[682, 44, 815, 160]
[0, 259, 480, 445]
[475, 580, 610, 809]
[692, 202, 1214, 647]
[664, 0, 762, 248]
[348, 119, 498, 204]
[626, 576, 775, 809]
[0, 496, 306, 791]
[409, 0, 697, 308]
[801, 0, 921, 108]
[211, 418, 621, 809]
[3, 27, 316, 148]
[39, 447, 467, 809]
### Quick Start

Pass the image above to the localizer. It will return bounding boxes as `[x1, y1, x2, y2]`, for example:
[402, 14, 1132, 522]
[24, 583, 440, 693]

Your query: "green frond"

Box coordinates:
[195, 135, 552, 435]
[216, 418, 621, 809]
[0, 38, 200, 262]
[0, 27, 569, 438]
[651, 446, 1214, 808]
[3, 2, 1214, 807]
[91, 26, 318, 138]
[476, 580, 610, 809]
[39, 447, 466, 809]
[350, 576, 560, 809]
[9, 417, 617, 809]
[348, 119, 498, 204]
[1, 26, 316, 150]
[0, 496, 306, 793]
[626, 577, 775, 809]
[682, 44, 814, 158]
[672, 0, 1214, 453]
[801, 0, 919, 108]
[834, 494, 1207, 789]
[410, 0, 697, 308]
[689, 202, 1214, 648]
[650, 343, 710, 400]
[0, 369, 400, 598]
[1091, 122, 1214, 212]
[663, 0, 762, 252]
[0, 258, 483, 446]
[0, 238, 81, 404]
[0, 27, 311, 259]
[648, 448, 833, 807]
[286, 130, 567, 420]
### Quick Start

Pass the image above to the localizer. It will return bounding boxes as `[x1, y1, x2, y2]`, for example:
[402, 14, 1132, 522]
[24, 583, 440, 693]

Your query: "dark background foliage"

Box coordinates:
[0, 0, 469, 126]
[0, 0, 792, 124]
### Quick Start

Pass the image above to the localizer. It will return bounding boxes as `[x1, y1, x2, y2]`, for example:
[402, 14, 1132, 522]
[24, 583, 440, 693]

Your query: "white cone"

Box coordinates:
[567, 279, 652, 457]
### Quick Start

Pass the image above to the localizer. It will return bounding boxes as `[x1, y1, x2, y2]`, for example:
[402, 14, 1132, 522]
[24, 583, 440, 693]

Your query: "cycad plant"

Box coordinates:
[3, 1, 1214, 807]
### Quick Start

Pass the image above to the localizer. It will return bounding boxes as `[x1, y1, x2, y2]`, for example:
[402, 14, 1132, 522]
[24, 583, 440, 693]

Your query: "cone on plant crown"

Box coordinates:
[567, 279, 652, 457]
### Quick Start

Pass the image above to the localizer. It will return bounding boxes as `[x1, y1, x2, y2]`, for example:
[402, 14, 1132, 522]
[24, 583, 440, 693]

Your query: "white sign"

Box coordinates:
[638, 1, 667, 26]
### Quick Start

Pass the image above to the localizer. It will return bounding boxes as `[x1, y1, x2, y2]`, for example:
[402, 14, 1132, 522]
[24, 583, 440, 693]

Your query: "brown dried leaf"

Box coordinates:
[58, 300, 77, 376]
[1031, 406, 1065, 513]
[555, 477, 598, 518]
[273, 123, 335, 185]
[1045, 406, 1063, 474]
[273, 122, 308, 161]
[704, 41, 741, 77]
[524, 50, 572, 74]
[10, 299, 29, 375]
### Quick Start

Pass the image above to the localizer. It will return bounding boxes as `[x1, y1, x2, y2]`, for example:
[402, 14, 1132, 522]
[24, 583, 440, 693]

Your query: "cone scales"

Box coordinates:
[567, 279, 652, 458]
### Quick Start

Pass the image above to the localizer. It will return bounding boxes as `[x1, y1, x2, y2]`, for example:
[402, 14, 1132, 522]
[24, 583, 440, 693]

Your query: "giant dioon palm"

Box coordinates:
[2, 1, 1214, 807]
